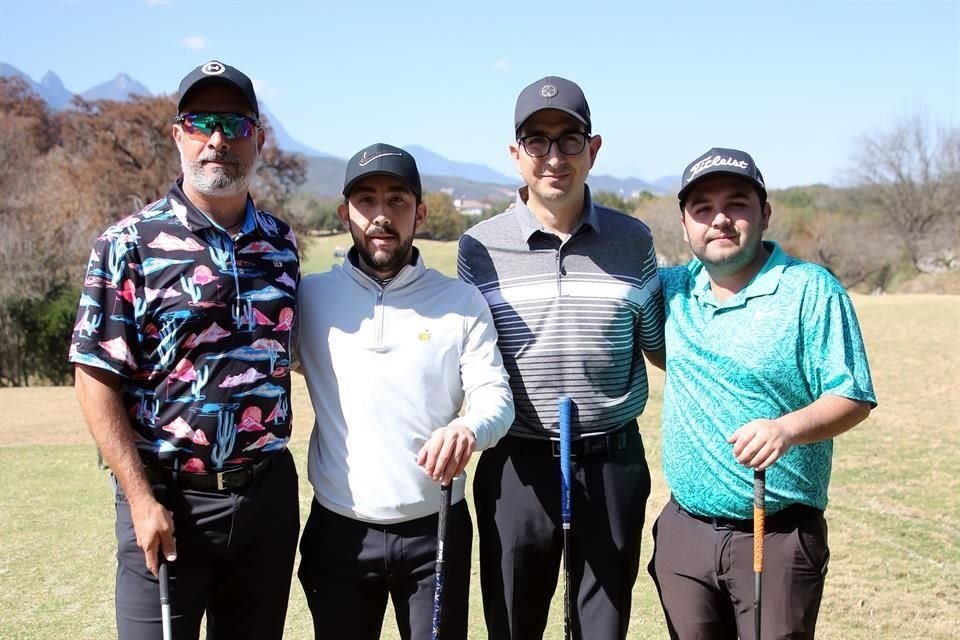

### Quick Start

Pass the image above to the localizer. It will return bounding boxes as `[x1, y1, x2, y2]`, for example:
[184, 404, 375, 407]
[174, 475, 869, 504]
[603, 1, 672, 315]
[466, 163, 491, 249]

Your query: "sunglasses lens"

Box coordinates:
[222, 115, 256, 139]
[181, 113, 256, 139]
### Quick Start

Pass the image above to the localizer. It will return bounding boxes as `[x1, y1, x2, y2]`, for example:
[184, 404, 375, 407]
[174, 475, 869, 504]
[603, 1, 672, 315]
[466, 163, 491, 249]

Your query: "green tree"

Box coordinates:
[419, 192, 467, 241]
[592, 191, 632, 213]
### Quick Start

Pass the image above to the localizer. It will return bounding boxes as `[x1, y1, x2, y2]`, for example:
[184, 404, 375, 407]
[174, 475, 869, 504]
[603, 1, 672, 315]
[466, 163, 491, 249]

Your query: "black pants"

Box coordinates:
[474, 424, 650, 640]
[113, 449, 300, 640]
[297, 498, 472, 640]
[648, 498, 829, 640]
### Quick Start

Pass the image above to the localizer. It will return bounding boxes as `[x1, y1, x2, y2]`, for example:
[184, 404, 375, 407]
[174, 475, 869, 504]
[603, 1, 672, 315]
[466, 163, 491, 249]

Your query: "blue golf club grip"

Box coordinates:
[559, 396, 572, 525]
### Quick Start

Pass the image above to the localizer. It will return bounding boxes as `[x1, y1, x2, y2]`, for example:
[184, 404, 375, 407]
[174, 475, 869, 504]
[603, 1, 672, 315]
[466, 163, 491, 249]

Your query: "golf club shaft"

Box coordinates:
[754, 469, 765, 640]
[558, 396, 573, 640]
[159, 557, 172, 640]
[431, 482, 452, 640]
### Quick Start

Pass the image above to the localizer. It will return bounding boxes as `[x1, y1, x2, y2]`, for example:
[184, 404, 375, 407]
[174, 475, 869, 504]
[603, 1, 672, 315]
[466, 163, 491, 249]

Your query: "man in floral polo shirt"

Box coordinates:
[69, 60, 300, 640]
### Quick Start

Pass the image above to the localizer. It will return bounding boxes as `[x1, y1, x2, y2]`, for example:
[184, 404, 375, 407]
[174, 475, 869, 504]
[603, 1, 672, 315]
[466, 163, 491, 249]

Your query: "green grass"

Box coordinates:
[1, 284, 958, 638]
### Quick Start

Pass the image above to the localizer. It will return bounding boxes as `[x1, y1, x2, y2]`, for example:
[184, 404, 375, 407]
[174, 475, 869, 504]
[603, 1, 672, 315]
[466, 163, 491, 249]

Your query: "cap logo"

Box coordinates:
[201, 61, 226, 76]
[540, 84, 558, 98]
[688, 155, 750, 179]
[358, 151, 402, 167]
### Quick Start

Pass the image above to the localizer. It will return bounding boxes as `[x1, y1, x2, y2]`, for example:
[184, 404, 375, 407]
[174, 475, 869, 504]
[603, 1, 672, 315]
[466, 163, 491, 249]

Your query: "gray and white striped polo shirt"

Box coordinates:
[458, 187, 665, 440]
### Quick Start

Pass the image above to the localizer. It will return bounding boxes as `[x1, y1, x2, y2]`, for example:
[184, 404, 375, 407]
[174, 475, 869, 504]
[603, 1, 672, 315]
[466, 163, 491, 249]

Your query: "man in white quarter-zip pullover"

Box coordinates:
[294, 143, 514, 640]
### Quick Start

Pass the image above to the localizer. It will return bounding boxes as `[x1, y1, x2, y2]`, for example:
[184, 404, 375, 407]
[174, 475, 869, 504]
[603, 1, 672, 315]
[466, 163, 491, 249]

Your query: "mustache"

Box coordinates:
[365, 226, 397, 238]
[198, 151, 242, 165]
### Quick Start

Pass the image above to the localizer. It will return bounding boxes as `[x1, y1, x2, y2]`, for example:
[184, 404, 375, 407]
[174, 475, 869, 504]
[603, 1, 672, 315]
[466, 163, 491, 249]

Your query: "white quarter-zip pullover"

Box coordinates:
[296, 251, 514, 523]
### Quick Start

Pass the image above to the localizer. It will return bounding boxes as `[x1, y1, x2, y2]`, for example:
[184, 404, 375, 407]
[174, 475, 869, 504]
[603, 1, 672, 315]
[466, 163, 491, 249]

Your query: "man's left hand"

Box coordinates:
[417, 422, 477, 486]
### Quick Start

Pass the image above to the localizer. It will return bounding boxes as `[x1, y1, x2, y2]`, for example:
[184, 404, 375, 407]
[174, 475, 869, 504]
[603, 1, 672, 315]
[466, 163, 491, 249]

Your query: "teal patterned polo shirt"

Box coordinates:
[660, 241, 876, 519]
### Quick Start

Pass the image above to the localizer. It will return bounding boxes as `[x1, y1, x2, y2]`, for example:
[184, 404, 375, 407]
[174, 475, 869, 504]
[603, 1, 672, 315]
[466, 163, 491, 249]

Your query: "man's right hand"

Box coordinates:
[129, 495, 177, 576]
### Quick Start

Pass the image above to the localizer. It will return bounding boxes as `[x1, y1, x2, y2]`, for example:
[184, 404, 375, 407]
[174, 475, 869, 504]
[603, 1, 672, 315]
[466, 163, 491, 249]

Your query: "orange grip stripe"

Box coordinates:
[753, 506, 765, 572]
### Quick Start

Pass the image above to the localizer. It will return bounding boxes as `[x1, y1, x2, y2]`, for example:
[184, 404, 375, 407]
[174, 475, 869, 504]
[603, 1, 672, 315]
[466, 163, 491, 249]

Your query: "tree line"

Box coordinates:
[1, 75, 957, 386]
[0, 77, 306, 386]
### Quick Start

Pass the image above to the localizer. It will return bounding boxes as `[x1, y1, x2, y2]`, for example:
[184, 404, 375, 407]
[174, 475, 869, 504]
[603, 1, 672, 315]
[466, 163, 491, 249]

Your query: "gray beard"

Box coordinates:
[180, 152, 256, 198]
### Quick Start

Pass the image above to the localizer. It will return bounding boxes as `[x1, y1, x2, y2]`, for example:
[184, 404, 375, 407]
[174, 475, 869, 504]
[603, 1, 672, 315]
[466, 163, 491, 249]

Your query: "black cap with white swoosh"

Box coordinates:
[342, 143, 422, 199]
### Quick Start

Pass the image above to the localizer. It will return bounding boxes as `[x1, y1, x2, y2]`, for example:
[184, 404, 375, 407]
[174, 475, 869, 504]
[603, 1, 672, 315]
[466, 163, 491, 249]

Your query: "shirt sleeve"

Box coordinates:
[801, 285, 877, 407]
[457, 233, 480, 286]
[67, 231, 143, 378]
[636, 241, 666, 353]
[457, 287, 515, 451]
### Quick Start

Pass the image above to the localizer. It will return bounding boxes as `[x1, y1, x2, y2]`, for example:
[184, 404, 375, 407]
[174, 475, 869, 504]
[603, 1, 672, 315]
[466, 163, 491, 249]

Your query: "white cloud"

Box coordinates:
[494, 59, 511, 71]
[146, 0, 173, 6]
[179, 36, 208, 50]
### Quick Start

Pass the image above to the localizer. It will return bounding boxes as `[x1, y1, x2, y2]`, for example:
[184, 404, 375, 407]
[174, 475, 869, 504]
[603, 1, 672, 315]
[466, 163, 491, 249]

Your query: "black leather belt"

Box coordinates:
[551, 430, 630, 458]
[144, 456, 272, 492]
[674, 497, 822, 533]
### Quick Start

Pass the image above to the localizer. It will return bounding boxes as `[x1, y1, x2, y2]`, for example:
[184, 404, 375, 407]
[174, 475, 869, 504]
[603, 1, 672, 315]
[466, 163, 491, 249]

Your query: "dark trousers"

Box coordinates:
[297, 498, 472, 640]
[474, 424, 650, 640]
[648, 498, 829, 640]
[114, 449, 300, 640]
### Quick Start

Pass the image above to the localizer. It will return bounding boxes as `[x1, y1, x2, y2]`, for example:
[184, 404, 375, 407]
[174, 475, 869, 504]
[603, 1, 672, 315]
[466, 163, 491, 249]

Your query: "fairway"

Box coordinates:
[1, 287, 957, 637]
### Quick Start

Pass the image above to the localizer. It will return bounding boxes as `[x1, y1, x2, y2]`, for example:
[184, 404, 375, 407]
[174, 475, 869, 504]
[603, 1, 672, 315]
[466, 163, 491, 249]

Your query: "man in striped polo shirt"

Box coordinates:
[649, 148, 876, 639]
[458, 76, 666, 640]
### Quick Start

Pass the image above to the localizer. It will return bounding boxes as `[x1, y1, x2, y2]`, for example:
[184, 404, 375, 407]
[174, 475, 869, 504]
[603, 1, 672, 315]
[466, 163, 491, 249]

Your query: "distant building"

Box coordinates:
[453, 198, 489, 217]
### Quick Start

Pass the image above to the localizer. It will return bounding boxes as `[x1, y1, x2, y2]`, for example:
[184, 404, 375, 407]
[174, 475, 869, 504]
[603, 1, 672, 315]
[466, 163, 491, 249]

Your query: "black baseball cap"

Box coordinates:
[177, 60, 259, 118]
[514, 76, 591, 136]
[342, 143, 422, 199]
[677, 147, 767, 209]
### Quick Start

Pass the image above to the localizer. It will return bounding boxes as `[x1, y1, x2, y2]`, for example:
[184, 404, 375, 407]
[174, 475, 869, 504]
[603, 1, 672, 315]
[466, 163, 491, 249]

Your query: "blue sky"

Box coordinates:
[1, 0, 957, 188]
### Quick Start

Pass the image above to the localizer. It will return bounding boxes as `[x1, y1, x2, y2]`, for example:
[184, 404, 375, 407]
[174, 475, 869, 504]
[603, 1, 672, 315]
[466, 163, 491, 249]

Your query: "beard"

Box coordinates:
[180, 149, 256, 198]
[349, 221, 414, 278]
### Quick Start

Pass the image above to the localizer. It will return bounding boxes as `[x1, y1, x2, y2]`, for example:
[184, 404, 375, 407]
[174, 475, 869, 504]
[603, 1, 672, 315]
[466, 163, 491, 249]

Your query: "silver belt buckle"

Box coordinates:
[216, 471, 226, 491]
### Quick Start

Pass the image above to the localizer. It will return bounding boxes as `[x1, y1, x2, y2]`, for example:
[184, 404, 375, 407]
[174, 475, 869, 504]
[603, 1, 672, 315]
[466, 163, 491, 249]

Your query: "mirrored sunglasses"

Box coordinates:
[174, 112, 261, 140]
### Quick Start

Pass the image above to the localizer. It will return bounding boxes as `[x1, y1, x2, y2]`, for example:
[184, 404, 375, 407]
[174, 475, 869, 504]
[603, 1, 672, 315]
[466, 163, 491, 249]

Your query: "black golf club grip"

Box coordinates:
[432, 482, 452, 640]
[159, 558, 172, 640]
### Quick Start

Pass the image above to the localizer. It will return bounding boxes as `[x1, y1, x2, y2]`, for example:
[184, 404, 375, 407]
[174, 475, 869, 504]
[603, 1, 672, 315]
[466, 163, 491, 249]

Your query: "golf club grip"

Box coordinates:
[558, 396, 572, 525]
[159, 560, 172, 640]
[432, 483, 453, 640]
[754, 469, 765, 573]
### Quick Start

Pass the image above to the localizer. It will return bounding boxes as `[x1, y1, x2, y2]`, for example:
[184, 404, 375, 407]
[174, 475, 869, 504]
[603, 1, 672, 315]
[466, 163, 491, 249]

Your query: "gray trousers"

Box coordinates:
[649, 498, 829, 640]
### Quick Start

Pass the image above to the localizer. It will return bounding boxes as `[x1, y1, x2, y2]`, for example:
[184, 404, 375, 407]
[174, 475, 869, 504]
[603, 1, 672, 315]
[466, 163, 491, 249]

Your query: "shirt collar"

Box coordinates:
[512, 184, 601, 244]
[690, 241, 787, 307]
[169, 179, 260, 236]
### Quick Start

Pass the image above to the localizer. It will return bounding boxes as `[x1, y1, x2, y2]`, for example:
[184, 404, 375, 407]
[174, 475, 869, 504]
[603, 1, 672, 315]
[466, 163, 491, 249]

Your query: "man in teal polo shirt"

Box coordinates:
[649, 147, 876, 640]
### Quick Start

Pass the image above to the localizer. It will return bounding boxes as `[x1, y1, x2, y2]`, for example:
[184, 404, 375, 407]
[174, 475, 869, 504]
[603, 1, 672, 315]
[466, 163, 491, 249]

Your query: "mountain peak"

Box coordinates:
[80, 73, 151, 101]
[40, 71, 66, 91]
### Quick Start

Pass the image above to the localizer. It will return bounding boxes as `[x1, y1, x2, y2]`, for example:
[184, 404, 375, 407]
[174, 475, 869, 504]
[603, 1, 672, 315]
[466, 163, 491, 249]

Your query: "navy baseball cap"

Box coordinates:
[342, 143, 422, 199]
[178, 60, 259, 118]
[677, 147, 767, 209]
[514, 76, 591, 136]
